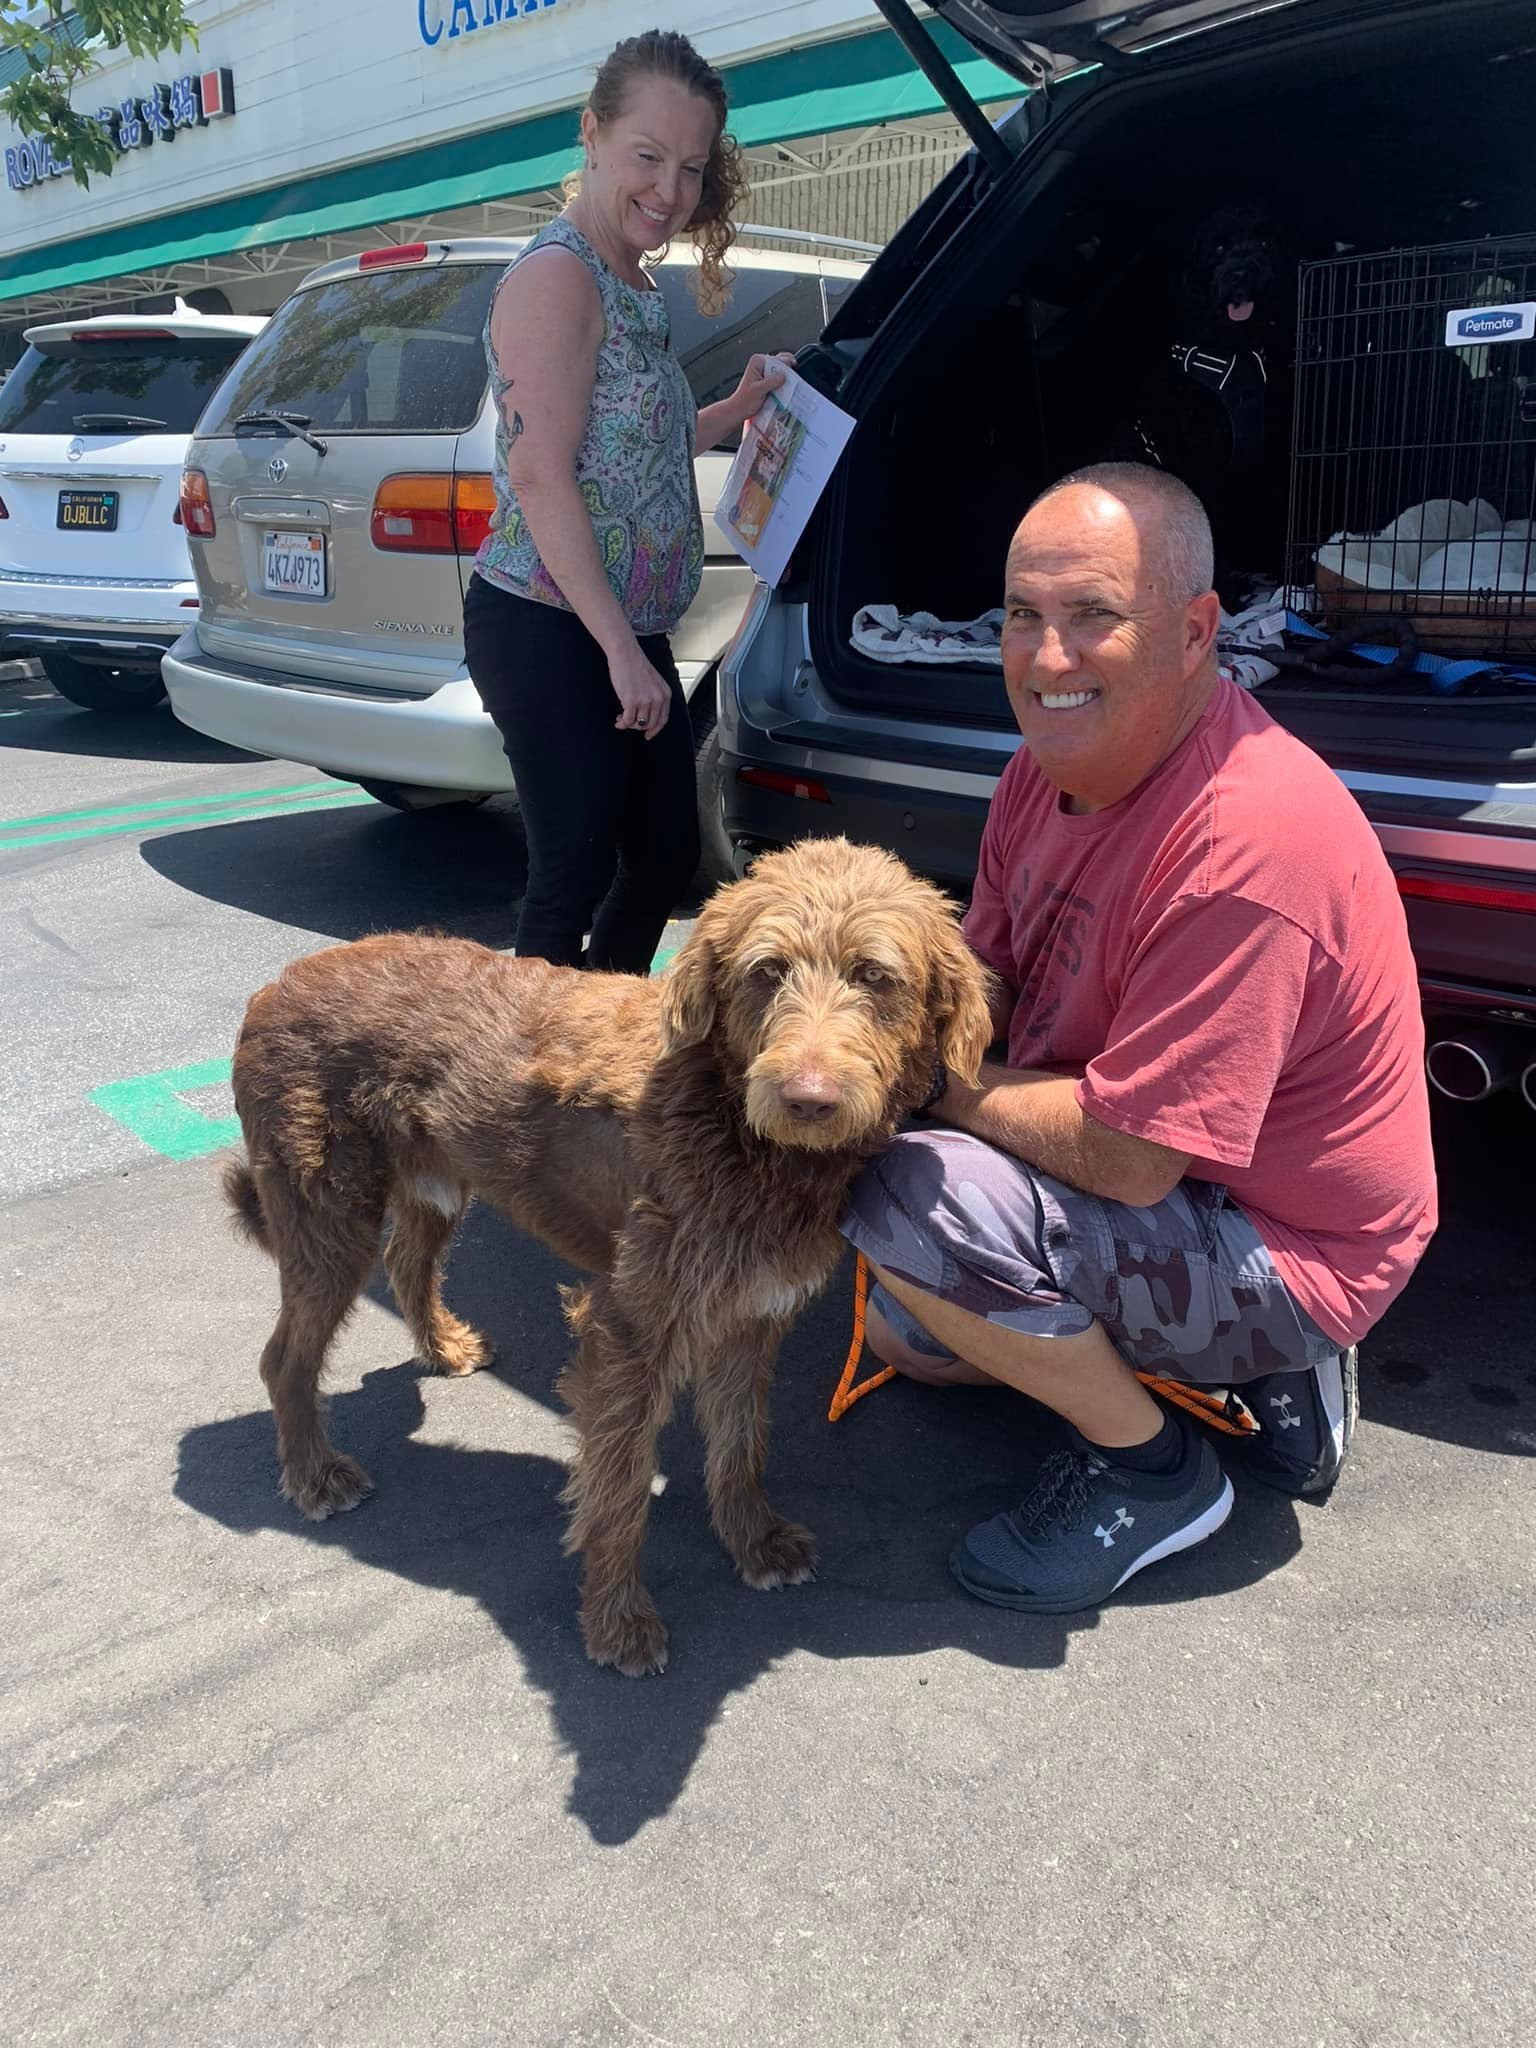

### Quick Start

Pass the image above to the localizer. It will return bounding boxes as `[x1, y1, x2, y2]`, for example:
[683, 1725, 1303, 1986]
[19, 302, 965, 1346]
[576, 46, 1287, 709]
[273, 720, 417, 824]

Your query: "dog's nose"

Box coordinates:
[779, 1074, 842, 1122]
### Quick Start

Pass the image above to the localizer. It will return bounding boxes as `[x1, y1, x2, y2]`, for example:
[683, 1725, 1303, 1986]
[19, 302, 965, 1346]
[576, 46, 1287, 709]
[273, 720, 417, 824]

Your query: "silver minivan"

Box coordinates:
[163, 237, 864, 874]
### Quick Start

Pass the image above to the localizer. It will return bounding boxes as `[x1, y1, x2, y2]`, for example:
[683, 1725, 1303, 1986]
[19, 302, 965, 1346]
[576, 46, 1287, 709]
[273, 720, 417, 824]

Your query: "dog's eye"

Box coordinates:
[750, 957, 788, 987]
[855, 962, 893, 990]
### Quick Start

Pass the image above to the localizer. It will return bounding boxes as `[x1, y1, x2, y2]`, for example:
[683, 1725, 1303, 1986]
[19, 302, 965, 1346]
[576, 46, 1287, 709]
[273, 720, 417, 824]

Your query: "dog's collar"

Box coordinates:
[918, 1057, 949, 1114]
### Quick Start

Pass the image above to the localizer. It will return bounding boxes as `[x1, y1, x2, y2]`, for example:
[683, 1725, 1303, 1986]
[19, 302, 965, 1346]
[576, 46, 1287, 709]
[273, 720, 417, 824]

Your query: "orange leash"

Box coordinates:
[827, 1251, 1260, 1436]
[826, 1252, 896, 1420]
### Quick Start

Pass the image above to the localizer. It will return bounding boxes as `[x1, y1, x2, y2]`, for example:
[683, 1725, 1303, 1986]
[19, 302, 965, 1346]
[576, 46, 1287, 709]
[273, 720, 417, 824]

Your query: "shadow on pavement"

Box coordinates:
[0, 675, 255, 766]
[176, 1218, 1306, 1848]
[1360, 1095, 1535, 1460]
[142, 797, 530, 945]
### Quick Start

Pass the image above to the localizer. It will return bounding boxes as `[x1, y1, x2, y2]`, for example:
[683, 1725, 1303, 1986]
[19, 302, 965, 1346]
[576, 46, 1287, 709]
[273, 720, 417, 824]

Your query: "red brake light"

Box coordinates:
[0, 495, 8, 520]
[72, 327, 173, 342]
[370, 473, 495, 555]
[371, 474, 453, 553]
[179, 469, 215, 538]
[452, 473, 496, 554]
[358, 243, 429, 270]
[1397, 873, 1536, 914]
[736, 765, 831, 803]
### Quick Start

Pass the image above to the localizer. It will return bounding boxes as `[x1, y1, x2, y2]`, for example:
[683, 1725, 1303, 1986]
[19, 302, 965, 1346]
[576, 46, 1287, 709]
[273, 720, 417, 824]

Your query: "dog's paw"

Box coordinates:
[285, 1454, 374, 1521]
[431, 1321, 493, 1377]
[737, 1518, 818, 1591]
[582, 1599, 670, 1679]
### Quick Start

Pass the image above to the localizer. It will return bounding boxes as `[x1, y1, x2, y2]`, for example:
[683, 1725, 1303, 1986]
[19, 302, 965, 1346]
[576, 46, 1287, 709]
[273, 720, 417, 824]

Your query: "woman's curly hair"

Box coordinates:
[584, 29, 748, 316]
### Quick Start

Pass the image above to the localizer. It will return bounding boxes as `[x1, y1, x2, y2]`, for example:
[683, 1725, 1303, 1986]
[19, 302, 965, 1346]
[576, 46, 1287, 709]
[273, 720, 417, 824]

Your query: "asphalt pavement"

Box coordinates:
[2, 664, 1533, 2047]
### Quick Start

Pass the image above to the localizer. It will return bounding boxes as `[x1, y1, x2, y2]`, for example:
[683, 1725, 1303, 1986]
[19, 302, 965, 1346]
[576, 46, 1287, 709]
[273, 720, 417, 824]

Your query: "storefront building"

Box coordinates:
[0, 0, 1018, 345]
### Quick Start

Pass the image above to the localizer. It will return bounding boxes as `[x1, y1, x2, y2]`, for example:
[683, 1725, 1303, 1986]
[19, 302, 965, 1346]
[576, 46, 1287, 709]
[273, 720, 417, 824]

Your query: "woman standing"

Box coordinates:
[465, 29, 788, 972]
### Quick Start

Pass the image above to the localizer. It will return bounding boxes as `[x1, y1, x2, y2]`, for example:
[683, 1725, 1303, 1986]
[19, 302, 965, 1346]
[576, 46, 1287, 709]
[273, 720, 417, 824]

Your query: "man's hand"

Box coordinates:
[931, 1059, 1190, 1209]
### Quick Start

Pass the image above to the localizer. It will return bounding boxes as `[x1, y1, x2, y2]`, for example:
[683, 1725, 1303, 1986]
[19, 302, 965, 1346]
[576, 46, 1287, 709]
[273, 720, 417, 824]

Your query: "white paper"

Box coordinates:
[713, 365, 855, 586]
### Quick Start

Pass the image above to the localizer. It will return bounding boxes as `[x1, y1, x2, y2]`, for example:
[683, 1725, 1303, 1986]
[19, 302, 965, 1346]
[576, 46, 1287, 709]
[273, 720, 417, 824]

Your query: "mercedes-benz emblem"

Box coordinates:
[267, 455, 288, 482]
[67, 438, 83, 461]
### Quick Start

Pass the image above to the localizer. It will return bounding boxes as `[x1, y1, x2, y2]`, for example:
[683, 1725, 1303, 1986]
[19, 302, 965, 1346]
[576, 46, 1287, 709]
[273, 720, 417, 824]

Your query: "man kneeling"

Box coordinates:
[842, 463, 1436, 1615]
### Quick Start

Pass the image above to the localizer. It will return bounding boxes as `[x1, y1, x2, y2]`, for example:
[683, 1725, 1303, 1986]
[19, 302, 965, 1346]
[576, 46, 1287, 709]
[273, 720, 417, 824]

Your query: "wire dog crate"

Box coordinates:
[1286, 234, 1536, 660]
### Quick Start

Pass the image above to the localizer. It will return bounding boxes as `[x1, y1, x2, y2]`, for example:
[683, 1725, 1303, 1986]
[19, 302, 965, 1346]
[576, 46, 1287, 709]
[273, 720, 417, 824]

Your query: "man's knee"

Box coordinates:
[843, 1126, 1014, 1295]
[866, 1283, 993, 1388]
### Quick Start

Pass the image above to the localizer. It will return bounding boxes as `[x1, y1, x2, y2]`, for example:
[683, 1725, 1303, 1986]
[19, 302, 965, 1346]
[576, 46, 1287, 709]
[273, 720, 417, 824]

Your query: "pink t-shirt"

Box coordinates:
[963, 677, 1437, 1346]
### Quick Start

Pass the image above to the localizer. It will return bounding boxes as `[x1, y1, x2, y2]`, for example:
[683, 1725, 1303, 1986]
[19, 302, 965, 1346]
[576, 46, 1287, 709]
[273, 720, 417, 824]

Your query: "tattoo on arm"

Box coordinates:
[490, 364, 523, 445]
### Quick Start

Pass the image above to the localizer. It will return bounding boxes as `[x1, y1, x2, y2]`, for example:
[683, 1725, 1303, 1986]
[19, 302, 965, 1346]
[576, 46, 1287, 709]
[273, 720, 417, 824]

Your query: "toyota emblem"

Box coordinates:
[267, 455, 288, 482]
[67, 438, 84, 461]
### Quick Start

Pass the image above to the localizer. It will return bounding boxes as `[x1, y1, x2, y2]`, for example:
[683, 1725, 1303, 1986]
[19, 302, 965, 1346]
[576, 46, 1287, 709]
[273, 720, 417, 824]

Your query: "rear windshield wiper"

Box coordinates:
[233, 409, 328, 456]
[73, 412, 168, 431]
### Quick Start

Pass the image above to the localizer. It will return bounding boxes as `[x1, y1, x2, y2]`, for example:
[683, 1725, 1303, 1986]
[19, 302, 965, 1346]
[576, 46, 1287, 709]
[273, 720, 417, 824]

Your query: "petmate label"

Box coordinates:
[1444, 302, 1536, 347]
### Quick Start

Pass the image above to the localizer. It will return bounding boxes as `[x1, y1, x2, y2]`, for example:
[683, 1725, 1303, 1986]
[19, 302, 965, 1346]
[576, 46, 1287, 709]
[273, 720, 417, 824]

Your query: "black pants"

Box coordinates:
[464, 572, 700, 973]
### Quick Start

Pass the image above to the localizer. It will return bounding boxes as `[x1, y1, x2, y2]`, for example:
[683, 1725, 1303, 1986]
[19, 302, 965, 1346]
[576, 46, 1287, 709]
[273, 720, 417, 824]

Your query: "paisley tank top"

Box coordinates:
[473, 217, 704, 638]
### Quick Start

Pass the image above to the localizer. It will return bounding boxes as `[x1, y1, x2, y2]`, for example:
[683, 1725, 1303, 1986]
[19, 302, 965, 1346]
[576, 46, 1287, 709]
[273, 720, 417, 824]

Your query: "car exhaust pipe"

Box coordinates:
[1425, 1030, 1514, 1103]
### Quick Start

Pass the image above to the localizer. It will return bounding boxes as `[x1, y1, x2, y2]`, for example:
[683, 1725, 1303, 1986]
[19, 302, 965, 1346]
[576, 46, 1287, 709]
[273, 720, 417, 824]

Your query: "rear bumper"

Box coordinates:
[720, 617, 1536, 1020]
[725, 746, 991, 885]
[0, 573, 199, 667]
[163, 632, 514, 790]
[726, 745, 1536, 1020]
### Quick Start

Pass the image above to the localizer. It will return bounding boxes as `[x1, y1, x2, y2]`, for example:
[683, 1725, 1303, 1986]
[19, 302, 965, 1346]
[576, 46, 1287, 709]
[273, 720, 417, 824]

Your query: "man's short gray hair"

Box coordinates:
[1029, 462, 1215, 604]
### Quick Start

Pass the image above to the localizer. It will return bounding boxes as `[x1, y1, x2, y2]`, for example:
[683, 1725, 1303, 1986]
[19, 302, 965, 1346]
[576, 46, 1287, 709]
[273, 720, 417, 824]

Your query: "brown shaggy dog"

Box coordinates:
[224, 838, 992, 1675]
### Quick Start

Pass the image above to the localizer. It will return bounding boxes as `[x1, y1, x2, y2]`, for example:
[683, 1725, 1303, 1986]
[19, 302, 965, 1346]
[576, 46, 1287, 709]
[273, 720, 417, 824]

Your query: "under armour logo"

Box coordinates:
[1095, 1508, 1135, 1548]
[1269, 1393, 1302, 1431]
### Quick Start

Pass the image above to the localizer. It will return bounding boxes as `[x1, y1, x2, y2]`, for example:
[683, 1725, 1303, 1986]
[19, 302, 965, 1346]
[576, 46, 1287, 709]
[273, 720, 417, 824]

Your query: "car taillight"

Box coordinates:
[451, 473, 496, 553]
[372, 475, 453, 552]
[1398, 872, 1536, 914]
[359, 243, 429, 270]
[370, 473, 496, 555]
[179, 469, 215, 538]
[73, 327, 173, 342]
[736, 765, 831, 803]
[172, 501, 184, 525]
[0, 495, 8, 519]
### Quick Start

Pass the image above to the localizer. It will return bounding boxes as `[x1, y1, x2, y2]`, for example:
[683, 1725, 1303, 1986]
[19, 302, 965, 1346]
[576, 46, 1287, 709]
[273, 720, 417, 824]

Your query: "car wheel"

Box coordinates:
[354, 780, 494, 813]
[691, 707, 735, 894]
[40, 650, 166, 714]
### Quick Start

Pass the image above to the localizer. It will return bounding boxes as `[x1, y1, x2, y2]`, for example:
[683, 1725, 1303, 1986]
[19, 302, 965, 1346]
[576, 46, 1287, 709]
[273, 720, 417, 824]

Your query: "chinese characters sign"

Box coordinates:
[5, 67, 236, 193]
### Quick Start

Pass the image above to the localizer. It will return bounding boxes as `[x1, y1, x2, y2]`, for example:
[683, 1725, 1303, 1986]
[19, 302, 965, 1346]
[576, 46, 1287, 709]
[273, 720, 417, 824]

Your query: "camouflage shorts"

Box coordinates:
[840, 1128, 1340, 1386]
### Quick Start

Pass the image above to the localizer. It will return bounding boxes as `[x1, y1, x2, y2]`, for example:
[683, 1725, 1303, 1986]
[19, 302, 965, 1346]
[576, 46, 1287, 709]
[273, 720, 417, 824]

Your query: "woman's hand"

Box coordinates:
[727, 351, 795, 431]
[607, 639, 673, 739]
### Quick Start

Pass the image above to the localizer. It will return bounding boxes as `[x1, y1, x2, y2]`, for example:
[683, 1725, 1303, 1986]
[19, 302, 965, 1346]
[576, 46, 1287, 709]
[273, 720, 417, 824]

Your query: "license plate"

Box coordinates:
[262, 530, 327, 598]
[57, 489, 119, 533]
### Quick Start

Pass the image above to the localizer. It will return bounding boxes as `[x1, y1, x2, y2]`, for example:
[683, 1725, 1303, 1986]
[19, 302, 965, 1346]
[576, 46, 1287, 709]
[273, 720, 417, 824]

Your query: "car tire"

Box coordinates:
[691, 705, 735, 895]
[354, 780, 494, 813]
[40, 650, 166, 714]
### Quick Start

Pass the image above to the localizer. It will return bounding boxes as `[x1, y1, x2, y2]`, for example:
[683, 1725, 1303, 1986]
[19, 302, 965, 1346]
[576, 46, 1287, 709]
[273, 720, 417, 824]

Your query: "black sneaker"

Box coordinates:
[1234, 1350, 1358, 1497]
[950, 1413, 1234, 1614]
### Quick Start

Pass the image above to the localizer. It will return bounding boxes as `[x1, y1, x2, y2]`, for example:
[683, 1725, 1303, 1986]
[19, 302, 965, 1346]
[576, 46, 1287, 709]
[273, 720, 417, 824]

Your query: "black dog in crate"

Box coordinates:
[1116, 204, 1296, 601]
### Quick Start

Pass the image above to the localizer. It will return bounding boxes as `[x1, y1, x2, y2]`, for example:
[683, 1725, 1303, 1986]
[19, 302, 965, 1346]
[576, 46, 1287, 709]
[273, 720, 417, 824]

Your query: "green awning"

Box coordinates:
[0, 22, 1021, 306]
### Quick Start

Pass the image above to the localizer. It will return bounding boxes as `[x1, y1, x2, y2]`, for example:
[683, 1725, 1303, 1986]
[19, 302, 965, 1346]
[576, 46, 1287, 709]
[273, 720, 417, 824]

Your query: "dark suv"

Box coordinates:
[719, 0, 1536, 1115]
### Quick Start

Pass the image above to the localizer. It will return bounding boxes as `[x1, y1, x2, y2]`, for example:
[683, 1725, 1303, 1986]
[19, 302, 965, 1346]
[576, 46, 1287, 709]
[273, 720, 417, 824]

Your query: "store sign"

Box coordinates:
[417, 0, 562, 51]
[5, 67, 236, 192]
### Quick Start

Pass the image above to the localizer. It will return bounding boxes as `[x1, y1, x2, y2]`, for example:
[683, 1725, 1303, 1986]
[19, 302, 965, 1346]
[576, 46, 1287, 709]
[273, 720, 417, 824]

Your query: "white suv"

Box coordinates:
[161, 238, 863, 875]
[0, 309, 264, 711]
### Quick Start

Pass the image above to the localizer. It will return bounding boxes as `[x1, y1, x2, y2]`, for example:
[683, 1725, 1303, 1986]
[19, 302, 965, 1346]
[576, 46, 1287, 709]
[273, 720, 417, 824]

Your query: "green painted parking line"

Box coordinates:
[0, 786, 375, 852]
[0, 778, 344, 833]
[88, 1055, 240, 1161]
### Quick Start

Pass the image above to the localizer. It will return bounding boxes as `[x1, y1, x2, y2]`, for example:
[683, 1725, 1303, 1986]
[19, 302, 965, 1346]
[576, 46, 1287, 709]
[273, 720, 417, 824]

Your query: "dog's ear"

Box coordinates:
[658, 922, 722, 1051]
[930, 918, 994, 1089]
